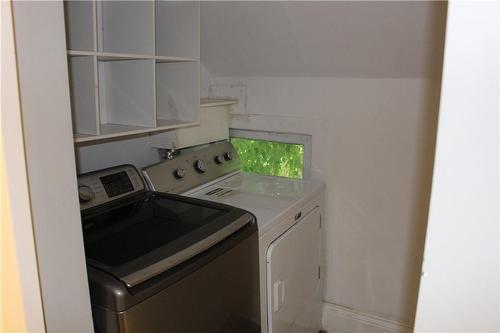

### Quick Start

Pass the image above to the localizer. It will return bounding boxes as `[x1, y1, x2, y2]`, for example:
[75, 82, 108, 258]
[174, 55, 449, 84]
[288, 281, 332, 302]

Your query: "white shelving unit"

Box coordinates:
[64, 1, 200, 143]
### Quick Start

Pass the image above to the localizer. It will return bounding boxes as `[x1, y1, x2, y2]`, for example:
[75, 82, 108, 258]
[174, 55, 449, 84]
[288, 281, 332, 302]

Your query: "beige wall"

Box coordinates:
[1, 150, 29, 333]
[1, 1, 45, 331]
[210, 76, 441, 325]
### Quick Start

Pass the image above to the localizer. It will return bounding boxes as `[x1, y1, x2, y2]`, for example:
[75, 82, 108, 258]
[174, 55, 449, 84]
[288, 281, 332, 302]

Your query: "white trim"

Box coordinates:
[322, 302, 412, 333]
[229, 128, 312, 180]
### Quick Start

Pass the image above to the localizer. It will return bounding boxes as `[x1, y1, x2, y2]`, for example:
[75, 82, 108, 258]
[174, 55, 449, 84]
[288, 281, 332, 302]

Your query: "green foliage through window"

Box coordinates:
[231, 138, 304, 179]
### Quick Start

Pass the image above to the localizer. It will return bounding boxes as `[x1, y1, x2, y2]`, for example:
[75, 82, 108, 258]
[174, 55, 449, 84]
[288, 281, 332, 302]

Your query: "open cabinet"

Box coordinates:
[64, 1, 200, 143]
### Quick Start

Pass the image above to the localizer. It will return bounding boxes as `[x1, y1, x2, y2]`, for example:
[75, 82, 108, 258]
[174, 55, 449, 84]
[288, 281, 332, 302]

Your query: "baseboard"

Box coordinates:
[322, 302, 412, 333]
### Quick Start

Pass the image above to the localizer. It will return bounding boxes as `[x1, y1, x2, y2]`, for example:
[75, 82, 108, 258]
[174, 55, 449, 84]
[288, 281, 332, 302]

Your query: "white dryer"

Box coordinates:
[142, 141, 325, 333]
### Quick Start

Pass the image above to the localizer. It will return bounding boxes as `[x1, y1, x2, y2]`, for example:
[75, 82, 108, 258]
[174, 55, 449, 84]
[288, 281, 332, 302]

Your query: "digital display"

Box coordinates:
[100, 171, 134, 198]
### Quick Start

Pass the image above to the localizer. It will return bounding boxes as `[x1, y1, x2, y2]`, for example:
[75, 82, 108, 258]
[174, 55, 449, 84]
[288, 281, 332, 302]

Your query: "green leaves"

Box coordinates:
[231, 138, 304, 179]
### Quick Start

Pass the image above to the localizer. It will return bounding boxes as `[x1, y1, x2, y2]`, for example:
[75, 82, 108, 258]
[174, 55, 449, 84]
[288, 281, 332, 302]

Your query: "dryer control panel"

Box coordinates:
[142, 141, 240, 194]
[77, 165, 145, 211]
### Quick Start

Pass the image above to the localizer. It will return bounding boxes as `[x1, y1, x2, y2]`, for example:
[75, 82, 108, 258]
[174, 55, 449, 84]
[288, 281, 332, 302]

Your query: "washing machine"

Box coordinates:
[77, 164, 261, 332]
[143, 141, 325, 333]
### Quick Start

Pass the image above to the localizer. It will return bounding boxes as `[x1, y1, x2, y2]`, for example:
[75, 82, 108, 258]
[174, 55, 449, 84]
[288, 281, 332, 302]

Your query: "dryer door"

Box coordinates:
[266, 207, 322, 333]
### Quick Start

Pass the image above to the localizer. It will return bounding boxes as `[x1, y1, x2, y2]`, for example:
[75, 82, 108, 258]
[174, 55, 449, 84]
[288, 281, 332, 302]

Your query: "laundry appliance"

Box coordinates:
[143, 141, 325, 333]
[77, 164, 261, 333]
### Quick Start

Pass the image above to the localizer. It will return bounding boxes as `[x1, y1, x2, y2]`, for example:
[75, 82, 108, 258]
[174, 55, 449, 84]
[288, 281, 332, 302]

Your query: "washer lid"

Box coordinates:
[82, 191, 254, 287]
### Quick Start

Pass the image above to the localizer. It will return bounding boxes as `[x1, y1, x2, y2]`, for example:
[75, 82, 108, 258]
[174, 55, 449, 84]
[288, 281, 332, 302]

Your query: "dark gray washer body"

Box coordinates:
[83, 193, 261, 333]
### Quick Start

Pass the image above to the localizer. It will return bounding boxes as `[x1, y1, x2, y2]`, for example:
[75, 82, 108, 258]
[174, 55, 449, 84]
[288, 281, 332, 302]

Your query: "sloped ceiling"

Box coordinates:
[201, 1, 447, 78]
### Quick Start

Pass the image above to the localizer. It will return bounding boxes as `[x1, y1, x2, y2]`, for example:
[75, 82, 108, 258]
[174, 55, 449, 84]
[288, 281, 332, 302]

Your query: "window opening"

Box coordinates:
[229, 129, 311, 180]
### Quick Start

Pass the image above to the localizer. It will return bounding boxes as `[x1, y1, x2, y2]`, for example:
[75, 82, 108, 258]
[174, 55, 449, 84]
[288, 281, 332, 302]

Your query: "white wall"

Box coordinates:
[221, 77, 441, 325]
[201, 2, 446, 327]
[201, 1, 445, 79]
[75, 135, 160, 174]
[414, 1, 500, 332]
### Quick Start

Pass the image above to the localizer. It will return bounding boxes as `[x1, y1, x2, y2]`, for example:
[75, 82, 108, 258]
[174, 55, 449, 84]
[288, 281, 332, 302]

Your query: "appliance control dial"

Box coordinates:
[78, 185, 95, 203]
[214, 154, 224, 164]
[223, 151, 233, 161]
[173, 168, 186, 179]
[194, 159, 207, 173]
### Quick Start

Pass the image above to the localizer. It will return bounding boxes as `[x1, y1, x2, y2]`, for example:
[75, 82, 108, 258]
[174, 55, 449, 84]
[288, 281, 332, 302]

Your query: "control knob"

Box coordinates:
[78, 185, 95, 204]
[223, 151, 233, 161]
[194, 159, 207, 173]
[214, 154, 224, 164]
[173, 168, 186, 179]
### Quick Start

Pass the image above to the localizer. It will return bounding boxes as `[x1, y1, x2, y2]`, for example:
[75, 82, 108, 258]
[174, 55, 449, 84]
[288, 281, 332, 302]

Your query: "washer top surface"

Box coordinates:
[186, 172, 324, 235]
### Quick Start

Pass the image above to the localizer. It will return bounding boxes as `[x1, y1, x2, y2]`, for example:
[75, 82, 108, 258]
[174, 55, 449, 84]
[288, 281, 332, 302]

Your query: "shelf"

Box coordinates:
[72, 100, 231, 144]
[200, 98, 238, 108]
[74, 120, 198, 143]
[100, 123, 154, 135]
[74, 132, 95, 141]
[68, 50, 96, 57]
[97, 52, 153, 61]
[72, 100, 234, 144]
[74, 124, 154, 143]
[155, 56, 198, 63]
[68, 50, 152, 60]
[67, 50, 197, 63]
[156, 119, 199, 130]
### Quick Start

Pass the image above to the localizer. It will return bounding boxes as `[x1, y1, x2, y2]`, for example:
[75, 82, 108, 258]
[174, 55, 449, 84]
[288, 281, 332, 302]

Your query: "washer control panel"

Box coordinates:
[77, 164, 145, 211]
[142, 141, 240, 194]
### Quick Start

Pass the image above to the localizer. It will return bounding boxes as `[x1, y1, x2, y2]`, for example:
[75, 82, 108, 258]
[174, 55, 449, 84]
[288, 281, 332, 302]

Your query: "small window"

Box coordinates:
[230, 129, 311, 180]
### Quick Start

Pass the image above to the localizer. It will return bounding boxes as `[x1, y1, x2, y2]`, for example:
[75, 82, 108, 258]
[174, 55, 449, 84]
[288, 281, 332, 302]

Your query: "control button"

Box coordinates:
[223, 151, 233, 161]
[173, 168, 186, 179]
[194, 159, 207, 173]
[214, 154, 224, 164]
[78, 185, 95, 204]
